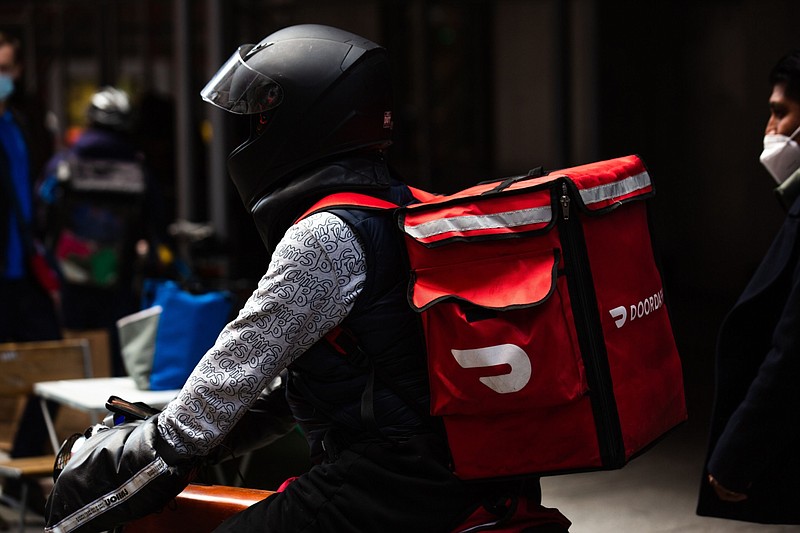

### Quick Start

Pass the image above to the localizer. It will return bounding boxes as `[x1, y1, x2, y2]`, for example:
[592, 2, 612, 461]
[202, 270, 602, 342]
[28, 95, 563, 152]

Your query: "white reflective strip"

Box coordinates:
[404, 205, 552, 240]
[45, 456, 170, 533]
[578, 171, 651, 206]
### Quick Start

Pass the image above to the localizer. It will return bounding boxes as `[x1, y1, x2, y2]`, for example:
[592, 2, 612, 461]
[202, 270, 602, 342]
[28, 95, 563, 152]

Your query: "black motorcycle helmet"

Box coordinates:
[201, 24, 394, 209]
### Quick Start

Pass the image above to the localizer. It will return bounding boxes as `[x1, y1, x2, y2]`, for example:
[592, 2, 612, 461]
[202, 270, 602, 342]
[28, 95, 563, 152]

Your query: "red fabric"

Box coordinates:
[581, 201, 687, 457]
[407, 155, 685, 480]
[401, 188, 553, 245]
[403, 154, 647, 211]
[30, 248, 61, 293]
[410, 247, 558, 311]
[425, 272, 585, 416]
[407, 185, 439, 203]
[276, 477, 298, 492]
[295, 192, 399, 223]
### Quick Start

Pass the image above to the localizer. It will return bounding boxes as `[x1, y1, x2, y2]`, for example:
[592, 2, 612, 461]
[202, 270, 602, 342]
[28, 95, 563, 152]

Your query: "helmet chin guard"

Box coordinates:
[201, 24, 394, 209]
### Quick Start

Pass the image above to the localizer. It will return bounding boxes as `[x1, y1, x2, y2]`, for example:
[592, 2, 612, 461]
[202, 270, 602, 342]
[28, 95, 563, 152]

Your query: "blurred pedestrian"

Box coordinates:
[0, 29, 62, 515]
[39, 86, 168, 376]
[0, 31, 60, 342]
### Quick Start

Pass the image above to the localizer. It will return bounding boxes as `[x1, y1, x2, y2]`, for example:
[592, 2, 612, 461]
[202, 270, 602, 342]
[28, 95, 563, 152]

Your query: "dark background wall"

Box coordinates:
[2, 0, 799, 486]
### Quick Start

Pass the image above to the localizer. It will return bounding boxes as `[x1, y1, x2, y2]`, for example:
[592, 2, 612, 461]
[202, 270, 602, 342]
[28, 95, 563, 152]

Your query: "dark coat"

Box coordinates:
[697, 193, 800, 524]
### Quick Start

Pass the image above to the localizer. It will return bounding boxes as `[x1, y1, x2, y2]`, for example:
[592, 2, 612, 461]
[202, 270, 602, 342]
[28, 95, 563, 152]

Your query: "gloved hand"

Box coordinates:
[45, 407, 198, 533]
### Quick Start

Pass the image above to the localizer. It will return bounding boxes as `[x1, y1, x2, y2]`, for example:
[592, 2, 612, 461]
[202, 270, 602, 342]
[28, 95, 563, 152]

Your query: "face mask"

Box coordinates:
[760, 124, 800, 184]
[0, 74, 14, 102]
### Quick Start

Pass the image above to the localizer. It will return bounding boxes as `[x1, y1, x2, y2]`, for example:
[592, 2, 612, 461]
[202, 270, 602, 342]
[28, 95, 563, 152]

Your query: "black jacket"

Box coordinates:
[251, 155, 436, 463]
[697, 193, 800, 524]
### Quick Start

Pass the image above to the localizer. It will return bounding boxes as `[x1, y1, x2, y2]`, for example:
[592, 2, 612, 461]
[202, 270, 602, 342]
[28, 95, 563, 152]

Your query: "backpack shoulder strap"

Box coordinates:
[294, 187, 437, 224]
[294, 192, 399, 224]
[406, 186, 439, 203]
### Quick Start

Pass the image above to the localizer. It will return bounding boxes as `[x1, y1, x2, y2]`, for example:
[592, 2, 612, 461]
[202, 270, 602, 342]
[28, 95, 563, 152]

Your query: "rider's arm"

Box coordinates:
[158, 211, 367, 458]
[45, 212, 366, 533]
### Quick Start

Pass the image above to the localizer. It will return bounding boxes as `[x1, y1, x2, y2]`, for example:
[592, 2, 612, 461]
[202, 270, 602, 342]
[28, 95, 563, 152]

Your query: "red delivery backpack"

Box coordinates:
[301, 154, 687, 480]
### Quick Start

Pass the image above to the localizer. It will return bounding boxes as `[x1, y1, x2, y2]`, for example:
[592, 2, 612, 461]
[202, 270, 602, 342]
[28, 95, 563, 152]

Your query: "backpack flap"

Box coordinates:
[411, 246, 589, 416]
[410, 247, 558, 312]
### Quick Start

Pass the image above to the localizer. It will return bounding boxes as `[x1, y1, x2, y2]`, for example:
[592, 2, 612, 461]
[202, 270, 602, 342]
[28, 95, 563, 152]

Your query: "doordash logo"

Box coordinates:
[609, 288, 664, 328]
[451, 344, 531, 394]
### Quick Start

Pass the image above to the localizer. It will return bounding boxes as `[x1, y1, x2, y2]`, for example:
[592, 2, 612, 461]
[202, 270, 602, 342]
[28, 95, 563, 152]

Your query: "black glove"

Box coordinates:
[44, 414, 198, 533]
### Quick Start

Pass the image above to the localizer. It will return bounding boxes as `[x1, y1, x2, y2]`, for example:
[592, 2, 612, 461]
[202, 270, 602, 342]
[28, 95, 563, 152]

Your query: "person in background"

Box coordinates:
[45, 25, 571, 533]
[698, 49, 800, 525]
[0, 31, 60, 342]
[0, 29, 61, 514]
[39, 86, 168, 377]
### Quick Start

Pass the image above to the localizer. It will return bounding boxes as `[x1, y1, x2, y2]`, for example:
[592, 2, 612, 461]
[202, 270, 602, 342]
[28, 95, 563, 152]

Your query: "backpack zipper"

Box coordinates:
[559, 181, 625, 468]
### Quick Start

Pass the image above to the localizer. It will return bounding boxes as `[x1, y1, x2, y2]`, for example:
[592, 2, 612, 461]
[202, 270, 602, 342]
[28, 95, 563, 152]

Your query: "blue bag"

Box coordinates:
[141, 279, 233, 390]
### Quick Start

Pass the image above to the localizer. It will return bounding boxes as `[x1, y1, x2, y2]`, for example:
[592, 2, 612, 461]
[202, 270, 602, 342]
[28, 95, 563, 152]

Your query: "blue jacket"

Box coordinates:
[0, 109, 33, 279]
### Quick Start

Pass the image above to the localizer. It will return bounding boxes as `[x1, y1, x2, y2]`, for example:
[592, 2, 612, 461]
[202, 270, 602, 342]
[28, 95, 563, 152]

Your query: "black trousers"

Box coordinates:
[214, 433, 570, 533]
[215, 434, 480, 533]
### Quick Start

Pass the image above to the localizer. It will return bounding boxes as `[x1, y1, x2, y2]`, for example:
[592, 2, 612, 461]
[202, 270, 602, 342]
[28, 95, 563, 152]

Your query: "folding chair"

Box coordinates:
[0, 339, 92, 532]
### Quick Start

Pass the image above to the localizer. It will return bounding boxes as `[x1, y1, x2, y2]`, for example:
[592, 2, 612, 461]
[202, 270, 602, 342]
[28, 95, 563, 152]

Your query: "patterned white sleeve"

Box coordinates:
[157, 211, 366, 457]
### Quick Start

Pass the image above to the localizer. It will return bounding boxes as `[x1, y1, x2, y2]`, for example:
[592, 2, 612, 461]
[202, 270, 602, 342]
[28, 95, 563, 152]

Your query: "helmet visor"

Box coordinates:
[201, 44, 284, 115]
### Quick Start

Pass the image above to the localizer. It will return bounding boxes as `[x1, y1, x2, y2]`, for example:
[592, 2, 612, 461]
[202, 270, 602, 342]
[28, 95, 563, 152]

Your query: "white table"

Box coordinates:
[34, 376, 180, 453]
